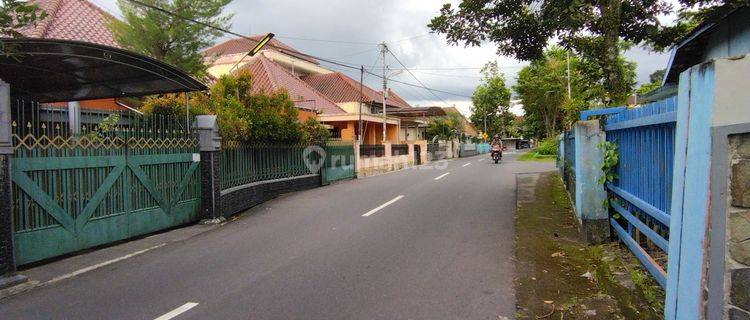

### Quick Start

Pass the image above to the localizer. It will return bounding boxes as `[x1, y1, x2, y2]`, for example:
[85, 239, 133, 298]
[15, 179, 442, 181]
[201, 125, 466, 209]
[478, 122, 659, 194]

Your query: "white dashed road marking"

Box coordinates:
[155, 302, 199, 320]
[362, 195, 405, 217]
[434, 172, 450, 180]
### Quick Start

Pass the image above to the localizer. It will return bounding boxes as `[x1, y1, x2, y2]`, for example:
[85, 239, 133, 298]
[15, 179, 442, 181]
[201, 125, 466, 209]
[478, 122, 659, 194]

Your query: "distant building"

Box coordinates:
[442, 106, 478, 138]
[205, 36, 421, 144]
[664, 6, 750, 85]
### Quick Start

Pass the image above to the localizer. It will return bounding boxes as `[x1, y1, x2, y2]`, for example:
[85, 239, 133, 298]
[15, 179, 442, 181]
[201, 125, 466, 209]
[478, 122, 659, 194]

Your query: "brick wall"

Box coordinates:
[727, 133, 750, 319]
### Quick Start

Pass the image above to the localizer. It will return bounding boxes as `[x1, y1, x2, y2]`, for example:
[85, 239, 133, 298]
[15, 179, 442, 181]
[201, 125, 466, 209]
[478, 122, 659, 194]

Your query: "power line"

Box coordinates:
[411, 71, 482, 79]
[274, 35, 378, 45]
[387, 48, 451, 106]
[322, 62, 473, 99]
[123, 0, 377, 46]
[122, 0, 472, 99]
[331, 48, 379, 60]
[387, 33, 433, 44]
[123, 0, 252, 40]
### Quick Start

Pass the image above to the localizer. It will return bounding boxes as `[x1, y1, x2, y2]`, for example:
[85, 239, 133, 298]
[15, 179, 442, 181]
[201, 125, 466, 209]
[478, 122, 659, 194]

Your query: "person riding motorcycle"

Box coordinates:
[490, 135, 502, 148]
[490, 134, 503, 163]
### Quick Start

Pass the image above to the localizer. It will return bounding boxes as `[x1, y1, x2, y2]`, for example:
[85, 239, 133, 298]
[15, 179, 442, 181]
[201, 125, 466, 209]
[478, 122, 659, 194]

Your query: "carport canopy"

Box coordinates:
[0, 38, 207, 103]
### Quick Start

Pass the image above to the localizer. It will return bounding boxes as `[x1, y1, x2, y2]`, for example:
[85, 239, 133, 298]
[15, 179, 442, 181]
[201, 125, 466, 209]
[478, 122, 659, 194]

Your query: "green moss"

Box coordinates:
[517, 151, 556, 162]
[514, 172, 664, 319]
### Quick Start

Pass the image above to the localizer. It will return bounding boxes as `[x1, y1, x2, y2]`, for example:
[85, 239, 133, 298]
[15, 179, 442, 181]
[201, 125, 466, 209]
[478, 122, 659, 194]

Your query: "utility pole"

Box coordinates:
[380, 42, 388, 143]
[483, 111, 487, 141]
[185, 92, 190, 132]
[359, 65, 364, 143]
[566, 50, 571, 99]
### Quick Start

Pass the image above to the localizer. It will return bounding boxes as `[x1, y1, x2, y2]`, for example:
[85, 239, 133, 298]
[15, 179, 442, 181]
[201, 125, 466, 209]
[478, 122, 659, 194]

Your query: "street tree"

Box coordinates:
[514, 47, 635, 138]
[636, 69, 666, 96]
[426, 113, 463, 141]
[470, 61, 511, 138]
[511, 47, 632, 137]
[428, 0, 740, 105]
[142, 70, 308, 144]
[109, 0, 233, 78]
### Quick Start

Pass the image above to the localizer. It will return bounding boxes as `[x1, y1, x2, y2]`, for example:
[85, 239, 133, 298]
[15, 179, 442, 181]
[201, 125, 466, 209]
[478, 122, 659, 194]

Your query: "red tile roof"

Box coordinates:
[302, 72, 378, 103]
[301, 72, 411, 109]
[20, 0, 118, 47]
[204, 36, 318, 65]
[238, 56, 344, 114]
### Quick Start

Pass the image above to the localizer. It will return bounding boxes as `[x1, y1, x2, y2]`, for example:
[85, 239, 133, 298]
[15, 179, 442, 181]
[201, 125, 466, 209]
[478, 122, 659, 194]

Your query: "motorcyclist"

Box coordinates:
[490, 135, 502, 149]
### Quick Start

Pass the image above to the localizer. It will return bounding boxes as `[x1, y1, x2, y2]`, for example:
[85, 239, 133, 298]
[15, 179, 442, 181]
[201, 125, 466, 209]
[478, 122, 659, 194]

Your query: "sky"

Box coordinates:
[92, 0, 675, 117]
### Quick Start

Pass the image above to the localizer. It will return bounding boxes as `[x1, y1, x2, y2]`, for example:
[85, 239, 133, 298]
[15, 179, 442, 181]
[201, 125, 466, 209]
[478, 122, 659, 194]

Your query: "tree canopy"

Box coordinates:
[514, 47, 635, 138]
[428, 0, 739, 105]
[109, 0, 233, 78]
[469, 61, 512, 138]
[426, 113, 463, 142]
[1, 0, 47, 53]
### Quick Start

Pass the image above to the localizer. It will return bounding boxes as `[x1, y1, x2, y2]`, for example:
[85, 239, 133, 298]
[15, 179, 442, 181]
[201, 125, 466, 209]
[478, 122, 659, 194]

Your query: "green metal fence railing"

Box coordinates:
[219, 143, 317, 190]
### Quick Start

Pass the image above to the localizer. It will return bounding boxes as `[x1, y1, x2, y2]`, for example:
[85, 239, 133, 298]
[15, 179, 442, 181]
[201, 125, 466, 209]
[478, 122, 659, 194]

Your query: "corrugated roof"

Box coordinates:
[20, 0, 118, 47]
[238, 55, 344, 114]
[204, 36, 319, 65]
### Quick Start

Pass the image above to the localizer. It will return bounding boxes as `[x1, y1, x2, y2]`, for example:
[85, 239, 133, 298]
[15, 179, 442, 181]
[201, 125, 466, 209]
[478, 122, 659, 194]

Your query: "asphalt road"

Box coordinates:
[0, 152, 553, 320]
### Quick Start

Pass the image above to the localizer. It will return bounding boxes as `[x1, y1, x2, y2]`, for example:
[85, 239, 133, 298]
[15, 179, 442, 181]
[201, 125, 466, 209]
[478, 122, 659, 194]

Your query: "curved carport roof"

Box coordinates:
[0, 38, 206, 102]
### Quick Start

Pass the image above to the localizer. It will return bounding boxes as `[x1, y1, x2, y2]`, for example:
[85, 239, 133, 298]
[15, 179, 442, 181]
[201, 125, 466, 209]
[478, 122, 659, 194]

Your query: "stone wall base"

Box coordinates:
[220, 174, 320, 217]
[580, 218, 611, 244]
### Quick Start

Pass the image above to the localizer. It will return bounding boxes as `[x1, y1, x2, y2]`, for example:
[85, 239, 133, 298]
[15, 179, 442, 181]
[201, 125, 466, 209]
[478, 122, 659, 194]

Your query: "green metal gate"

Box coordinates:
[10, 111, 201, 265]
[321, 141, 356, 185]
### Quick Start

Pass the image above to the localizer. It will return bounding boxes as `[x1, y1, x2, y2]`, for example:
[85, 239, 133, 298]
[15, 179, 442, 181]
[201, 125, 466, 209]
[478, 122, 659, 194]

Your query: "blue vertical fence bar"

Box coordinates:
[595, 95, 678, 288]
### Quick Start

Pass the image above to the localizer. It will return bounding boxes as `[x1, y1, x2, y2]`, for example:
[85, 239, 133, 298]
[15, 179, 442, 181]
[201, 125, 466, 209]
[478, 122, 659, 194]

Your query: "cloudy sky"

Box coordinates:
[93, 0, 675, 116]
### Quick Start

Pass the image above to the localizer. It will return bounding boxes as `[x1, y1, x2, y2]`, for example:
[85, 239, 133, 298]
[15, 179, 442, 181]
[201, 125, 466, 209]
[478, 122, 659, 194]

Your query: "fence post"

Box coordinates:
[193, 115, 223, 221]
[665, 56, 750, 320]
[574, 119, 609, 244]
[0, 79, 26, 288]
[557, 133, 564, 177]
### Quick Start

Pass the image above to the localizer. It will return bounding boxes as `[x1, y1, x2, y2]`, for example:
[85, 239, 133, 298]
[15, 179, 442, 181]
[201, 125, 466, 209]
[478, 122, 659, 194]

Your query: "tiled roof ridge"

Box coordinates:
[80, 0, 117, 22]
[29, 0, 63, 38]
[203, 36, 318, 64]
[241, 56, 344, 114]
[262, 57, 342, 111]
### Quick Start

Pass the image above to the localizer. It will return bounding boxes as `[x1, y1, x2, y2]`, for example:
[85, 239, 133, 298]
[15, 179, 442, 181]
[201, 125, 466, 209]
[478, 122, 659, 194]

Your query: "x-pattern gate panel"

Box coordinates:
[10, 104, 201, 265]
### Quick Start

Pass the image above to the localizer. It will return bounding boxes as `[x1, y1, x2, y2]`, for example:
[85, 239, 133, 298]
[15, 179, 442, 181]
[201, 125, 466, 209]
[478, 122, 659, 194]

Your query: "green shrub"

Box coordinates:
[536, 137, 558, 155]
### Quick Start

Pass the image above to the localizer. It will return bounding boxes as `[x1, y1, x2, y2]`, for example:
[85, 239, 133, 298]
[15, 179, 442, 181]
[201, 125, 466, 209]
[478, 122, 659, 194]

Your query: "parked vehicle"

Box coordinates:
[491, 144, 503, 163]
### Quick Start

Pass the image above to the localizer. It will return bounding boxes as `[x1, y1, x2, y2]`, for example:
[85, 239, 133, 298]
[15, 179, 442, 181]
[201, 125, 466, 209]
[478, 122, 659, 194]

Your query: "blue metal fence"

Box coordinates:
[601, 95, 678, 288]
[476, 143, 490, 154]
[561, 130, 576, 194]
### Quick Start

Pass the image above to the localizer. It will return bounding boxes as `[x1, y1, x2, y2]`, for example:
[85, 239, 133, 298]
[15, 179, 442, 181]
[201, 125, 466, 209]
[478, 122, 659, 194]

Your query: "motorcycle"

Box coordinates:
[491, 144, 503, 163]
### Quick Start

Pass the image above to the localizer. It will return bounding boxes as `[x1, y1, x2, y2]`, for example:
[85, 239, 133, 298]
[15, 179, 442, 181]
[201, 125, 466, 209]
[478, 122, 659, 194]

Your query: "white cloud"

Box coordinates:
[94, 0, 675, 115]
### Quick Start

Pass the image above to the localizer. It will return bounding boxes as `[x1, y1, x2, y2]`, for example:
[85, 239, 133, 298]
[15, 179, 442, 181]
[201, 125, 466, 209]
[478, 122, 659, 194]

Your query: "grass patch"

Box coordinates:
[517, 150, 556, 162]
[514, 172, 663, 319]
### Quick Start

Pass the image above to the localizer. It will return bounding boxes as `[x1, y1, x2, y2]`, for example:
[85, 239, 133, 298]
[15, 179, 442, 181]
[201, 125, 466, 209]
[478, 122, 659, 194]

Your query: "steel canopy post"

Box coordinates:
[0, 79, 27, 288]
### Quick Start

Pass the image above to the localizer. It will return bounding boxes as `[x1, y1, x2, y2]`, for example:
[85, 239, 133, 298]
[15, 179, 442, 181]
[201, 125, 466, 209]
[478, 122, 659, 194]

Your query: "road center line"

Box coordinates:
[362, 195, 404, 217]
[434, 172, 450, 180]
[155, 302, 199, 320]
[462, 162, 471, 167]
